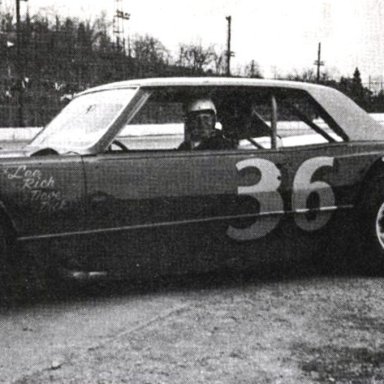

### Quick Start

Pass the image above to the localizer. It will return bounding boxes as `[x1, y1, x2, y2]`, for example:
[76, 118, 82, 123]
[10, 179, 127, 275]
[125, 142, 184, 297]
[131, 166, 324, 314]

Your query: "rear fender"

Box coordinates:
[355, 155, 384, 206]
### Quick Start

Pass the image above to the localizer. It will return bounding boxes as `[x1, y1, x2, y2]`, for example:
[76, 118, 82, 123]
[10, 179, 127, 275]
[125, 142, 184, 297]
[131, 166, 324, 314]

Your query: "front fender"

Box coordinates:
[0, 200, 18, 241]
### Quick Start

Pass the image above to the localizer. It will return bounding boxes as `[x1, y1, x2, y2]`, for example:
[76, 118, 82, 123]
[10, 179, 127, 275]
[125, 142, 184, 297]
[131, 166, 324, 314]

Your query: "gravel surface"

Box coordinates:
[2, 270, 384, 384]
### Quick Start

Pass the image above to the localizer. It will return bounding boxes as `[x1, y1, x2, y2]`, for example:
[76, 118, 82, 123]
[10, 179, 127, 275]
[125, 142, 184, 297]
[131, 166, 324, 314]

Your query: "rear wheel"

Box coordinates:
[375, 201, 384, 249]
[358, 176, 384, 273]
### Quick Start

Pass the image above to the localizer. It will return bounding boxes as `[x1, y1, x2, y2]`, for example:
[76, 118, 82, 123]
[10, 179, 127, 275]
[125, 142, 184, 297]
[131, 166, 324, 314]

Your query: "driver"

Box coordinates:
[178, 98, 234, 150]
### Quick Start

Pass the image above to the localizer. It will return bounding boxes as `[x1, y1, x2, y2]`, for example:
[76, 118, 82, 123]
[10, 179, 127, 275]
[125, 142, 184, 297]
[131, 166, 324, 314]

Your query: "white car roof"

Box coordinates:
[83, 77, 326, 93]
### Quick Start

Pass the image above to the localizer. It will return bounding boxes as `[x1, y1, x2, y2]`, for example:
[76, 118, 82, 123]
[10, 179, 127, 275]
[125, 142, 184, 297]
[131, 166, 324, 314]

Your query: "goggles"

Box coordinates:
[185, 111, 216, 125]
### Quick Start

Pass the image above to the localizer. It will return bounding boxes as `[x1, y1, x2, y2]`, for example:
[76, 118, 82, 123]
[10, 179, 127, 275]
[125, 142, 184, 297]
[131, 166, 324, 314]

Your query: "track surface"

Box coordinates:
[2, 270, 384, 384]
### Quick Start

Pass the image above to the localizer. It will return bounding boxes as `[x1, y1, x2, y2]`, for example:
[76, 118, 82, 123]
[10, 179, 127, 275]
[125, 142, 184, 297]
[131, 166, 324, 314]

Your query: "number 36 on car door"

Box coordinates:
[227, 156, 336, 241]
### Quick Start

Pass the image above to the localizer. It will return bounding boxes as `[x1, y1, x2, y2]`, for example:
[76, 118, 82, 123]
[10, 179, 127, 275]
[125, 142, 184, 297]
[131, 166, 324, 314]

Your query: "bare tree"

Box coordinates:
[231, 60, 263, 78]
[179, 43, 216, 73]
[286, 68, 317, 82]
[132, 34, 170, 77]
[286, 67, 338, 84]
[212, 49, 226, 75]
[244, 60, 263, 78]
[132, 35, 169, 63]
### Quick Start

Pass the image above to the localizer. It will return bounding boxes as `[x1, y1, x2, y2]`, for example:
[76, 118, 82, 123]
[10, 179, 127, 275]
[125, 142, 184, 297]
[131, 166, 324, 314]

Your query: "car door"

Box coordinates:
[83, 143, 320, 278]
[82, 150, 242, 278]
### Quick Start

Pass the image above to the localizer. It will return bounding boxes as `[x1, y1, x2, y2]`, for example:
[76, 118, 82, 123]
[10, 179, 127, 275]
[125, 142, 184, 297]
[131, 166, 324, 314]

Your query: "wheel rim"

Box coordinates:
[375, 201, 384, 249]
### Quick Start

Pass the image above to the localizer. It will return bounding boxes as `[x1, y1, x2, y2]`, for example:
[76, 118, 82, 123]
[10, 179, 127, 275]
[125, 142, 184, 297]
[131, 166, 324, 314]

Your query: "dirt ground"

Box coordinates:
[1, 266, 384, 384]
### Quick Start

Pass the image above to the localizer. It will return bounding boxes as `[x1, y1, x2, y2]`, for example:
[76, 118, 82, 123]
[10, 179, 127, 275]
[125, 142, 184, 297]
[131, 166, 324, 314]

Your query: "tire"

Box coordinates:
[0, 223, 53, 305]
[357, 175, 384, 273]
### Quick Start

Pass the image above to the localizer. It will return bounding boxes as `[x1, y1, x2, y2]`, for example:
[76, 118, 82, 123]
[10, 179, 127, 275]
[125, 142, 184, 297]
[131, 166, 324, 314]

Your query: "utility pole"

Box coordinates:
[314, 42, 325, 83]
[226, 16, 234, 77]
[179, 46, 184, 67]
[15, 0, 24, 126]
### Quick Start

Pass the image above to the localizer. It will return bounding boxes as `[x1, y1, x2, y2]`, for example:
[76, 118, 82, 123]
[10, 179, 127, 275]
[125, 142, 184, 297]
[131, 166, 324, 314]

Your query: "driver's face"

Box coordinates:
[186, 111, 215, 141]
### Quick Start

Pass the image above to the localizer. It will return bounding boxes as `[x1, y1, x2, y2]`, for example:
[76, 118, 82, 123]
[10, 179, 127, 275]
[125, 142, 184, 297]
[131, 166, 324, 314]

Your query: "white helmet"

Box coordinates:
[186, 98, 217, 114]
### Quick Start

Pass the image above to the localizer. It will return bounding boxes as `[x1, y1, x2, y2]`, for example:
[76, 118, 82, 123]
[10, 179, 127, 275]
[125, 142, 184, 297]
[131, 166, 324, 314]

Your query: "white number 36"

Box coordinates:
[227, 157, 335, 241]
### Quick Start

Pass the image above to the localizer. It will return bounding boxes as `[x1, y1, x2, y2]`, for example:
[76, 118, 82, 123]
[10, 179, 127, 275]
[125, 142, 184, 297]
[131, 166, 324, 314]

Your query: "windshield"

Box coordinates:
[30, 88, 137, 150]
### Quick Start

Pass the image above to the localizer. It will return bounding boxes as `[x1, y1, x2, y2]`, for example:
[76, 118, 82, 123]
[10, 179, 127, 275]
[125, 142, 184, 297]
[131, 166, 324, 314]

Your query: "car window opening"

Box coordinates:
[110, 86, 347, 153]
[283, 101, 336, 143]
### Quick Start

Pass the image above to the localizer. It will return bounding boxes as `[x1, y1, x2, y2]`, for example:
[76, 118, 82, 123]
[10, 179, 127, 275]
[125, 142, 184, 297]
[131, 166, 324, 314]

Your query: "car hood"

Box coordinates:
[0, 148, 33, 158]
[0, 145, 83, 157]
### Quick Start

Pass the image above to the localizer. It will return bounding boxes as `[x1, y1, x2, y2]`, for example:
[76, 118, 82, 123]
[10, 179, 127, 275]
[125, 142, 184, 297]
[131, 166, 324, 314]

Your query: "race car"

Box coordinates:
[1, 77, 384, 293]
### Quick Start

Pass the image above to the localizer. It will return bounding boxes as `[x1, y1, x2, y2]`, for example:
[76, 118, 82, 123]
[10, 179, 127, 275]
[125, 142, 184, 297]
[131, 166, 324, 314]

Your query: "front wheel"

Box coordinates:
[0, 225, 14, 305]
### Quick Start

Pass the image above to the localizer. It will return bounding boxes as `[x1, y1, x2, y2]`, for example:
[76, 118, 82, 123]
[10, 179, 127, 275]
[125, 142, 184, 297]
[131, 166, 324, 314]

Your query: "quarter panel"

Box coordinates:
[0, 156, 86, 237]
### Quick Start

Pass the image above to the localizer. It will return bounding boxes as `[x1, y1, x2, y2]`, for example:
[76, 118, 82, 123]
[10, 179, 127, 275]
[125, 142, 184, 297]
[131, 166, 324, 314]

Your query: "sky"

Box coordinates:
[2, 0, 384, 82]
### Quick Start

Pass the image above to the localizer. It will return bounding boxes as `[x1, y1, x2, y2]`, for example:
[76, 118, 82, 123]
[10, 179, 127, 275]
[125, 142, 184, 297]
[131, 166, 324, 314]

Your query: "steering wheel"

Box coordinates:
[108, 139, 129, 152]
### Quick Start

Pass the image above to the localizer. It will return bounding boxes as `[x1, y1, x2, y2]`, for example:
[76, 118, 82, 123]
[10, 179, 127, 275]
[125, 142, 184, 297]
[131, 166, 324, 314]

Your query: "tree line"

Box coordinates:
[0, 12, 249, 126]
[0, 11, 382, 127]
[285, 67, 384, 113]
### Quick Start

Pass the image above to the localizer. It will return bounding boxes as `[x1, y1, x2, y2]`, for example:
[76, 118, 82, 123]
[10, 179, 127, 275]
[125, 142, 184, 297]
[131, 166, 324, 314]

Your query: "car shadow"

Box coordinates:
[1, 253, 369, 311]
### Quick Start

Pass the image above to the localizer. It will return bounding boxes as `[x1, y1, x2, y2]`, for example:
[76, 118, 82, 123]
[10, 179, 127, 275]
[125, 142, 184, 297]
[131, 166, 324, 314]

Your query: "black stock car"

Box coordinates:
[1, 77, 384, 295]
